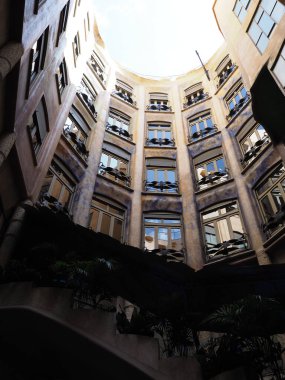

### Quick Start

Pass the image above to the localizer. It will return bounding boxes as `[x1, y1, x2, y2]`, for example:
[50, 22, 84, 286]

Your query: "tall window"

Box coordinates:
[256, 164, 285, 236]
[63, 112, 89, 160]
[114, 80, 135, 105]
[202, 202, 247, 260]
[99, 150, 131, 187]
[240, 124, 270, 166]
[79, 77, 97, 117]
[188, 112, 216, 142]
[225, 83, 249, 120]
[273, 43, 285, 88]
[39, 160, 76, 212]
[89, 51, 105, 83]
[216, 57, 236, 88]
[145, 158, 178, 193]
[89, 196, 125, 242]
[147, 93, 171, 111]
[106, 110, 132, 140]
[248, 0, 285, 54]
[29, 28, 49, 84]
[27, 97, 49, 157]
[57, 1, 70, 45]
[144, 214, 184, 262]
[183, 87, 208, 109]
[196, 156, 228, 190]
[34, 0, 47, 14]
[56, 58, 68, 97]
[233, 0, 251, 22]
[146, 123, 174, 146]
[73, 32, 81, 63]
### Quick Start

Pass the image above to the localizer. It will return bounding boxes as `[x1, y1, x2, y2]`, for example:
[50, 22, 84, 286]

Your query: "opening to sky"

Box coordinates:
[93, 0, 225, 77]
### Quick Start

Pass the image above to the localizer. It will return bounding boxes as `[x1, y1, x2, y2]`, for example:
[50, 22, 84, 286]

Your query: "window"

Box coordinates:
[29, 28, 49, 84]
[106, 110, 132, 140]
[73, 0, 81, 16]
[144, 214, 184, 262]
[147, 93, 171, 111]
[39, 159, 76, 214]
[73, 32, 81, 63]
[57, 1, 70, 45]
[233, 0, 251, 22]
[113, 80, 135, 105]
[188, 112, 216, 142]
[256, 163, 285, 237]
[78, 77, 97, 117]
[56, 58, 68, 97]
[145, 158, 178, 193]
[273, 43, 285, 88]
[27, 97, 49, 157]
[240, 124, 270, 166]
[34, 0, 47, 14]
[63, 111, 89, 160]
[183, 86, 208, 109]
[202, 202, 247, 261]
[196, 156, 228, 190]
[216, 58, 236, 88]
[87, 12, 90, 31]
[146, 123, 174, 146]
[225, 83, 249, 120]
[89, 51, 105, 83]
[89, 196, 125, 242]
[99, 149, 131, 187]
[248, 0, 285, 54]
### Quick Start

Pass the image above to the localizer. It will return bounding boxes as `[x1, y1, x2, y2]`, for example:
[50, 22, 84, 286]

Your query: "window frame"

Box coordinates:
[106, 110, 132, 141]
[146, 122, 174, 147]
[225, 82, 250, 120]
[99, 150, 131, 187]
[89, 51, 105, 83]
[56, 1, 70, 46]
[188, 112, 216, 143]
[272, 42, 285, 90]
[145, 158, 178, 193]
[73, 31, 81, 65]
[233, 0, 251, 22]
[195, 155, 229, 191]
[240, 124, 270, 167]
[34, 0, 47, 14]
[56, 58, 68, 102]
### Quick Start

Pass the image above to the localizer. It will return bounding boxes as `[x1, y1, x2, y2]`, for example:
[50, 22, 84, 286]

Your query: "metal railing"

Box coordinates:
[99, 162, 131, 187]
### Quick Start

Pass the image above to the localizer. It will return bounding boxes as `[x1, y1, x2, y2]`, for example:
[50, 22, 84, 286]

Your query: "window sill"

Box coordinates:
[204, 248, 255, 266]
[141, 191, 181, 197]
[97, 173, 134, 192]
[144, 145, 176, 149]
[195, 178, 234, 195]
[225, 98, 252, 127]
[215, 65, 239, 94]
[106, 130, 136, 146]
[187, 130, 221, 146]
[145, 109, 174, 114]
[182, 96, 212, 112]
[61, 135, 88, 167]
[240, 142, 272, 174]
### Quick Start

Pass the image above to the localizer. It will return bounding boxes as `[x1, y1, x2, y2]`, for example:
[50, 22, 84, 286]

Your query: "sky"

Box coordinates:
[92, 0, 225, 77]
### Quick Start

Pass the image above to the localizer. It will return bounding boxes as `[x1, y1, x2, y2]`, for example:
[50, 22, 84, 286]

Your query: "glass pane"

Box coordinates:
[273, 56, 285, 87]
[248, 21, 262, 44]
[205, 223, 217, 246]
[206, 118, 213, 128]
[261, 195, 275, 217]
[101, 213, 111, 235]
[257, 33, 269, 54]
[259, 12, 274, 36]
[157, 170, 164, 182]
[242, 139, 251, 152]
[229, 100, 235, 110]
[101, 153, 108, 167]
[234, 2, 242, 16]
[93, 199, 107, 210]
[271, 187, 285, 209]
[145, 219, 161, 224]
[171, 228, 182, 250]
[230, 215, 244, 239]
[235, 94, 240, 104]
[110, 157, 118, 169]
[241, 0, 250, 8]
[167, 170, 175, 182]
[257, 124, 266, 139]
[108, 116, 113, 125]
[113, 219, 123, 241]
[148, 130, 155, 139]
[121, 122, 128, 131]
[90, 209, 99, 230]
[50, 178, 62, 200]
[199, 121, 205, 131]
[239, 7, 247, 21]
[217, 219, 231, 242]
[158, 227, 168, 249]
[216, 158, 225, 172]
[157, 130, 163, 139]
[145, 227, 155, 250]
[191, 124, 197, 135]
[250, 132, 259, 145]
[271, 2, 285, 23]
[60, 188, 71, 208]
[147, 170, 155, 182]
[206, 161, 215, 173]
[203, 210, 219, 220]
[240, 87, 247, 98]
[261, 0, 276, 15]
[164, 219, 180, 224]
[165, 131, 171, 139]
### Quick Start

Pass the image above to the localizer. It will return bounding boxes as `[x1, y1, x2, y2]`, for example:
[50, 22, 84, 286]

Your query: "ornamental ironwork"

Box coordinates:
[144, 248, 185, 263]
[263, 205, 285, 238]
[145, 137, 175, 147]
[63, 127, 89, 160]
[217, 64, 236, 88]
[144, 180, 179, 193]
[183, 92, 209, 109]
[36, 193, 72, 219]
[226, 94, 250, 121]
[113, 91, 136, 106]
[206, 234, 248, 260]
[188, 125, 218, 143]
[146, 104, 172, 112]
[197, 168, 229, 190]
[240, 134, 270, 167]
[77, 87, 97, 119]
[99, 162, 131, 187]
[106, 123, 133, 141]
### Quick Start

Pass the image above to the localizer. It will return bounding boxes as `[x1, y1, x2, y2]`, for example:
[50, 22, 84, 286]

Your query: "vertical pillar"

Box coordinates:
[0, 42, 23, 80]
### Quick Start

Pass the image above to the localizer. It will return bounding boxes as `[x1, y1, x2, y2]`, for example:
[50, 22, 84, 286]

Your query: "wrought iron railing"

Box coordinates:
[188, 125, 218, 143]
[144, 180, 179, 193]
[106, 123, 133, 141]
[226, 94, 250, 121]
[112, 91, 137, 106]
[206, 233, 248, 261]
[263, 206, 285, 239]
[99, 162, 131, 187]
[146, 104, 172, 112]
[89, 58, 105, 83]
[216, 64, 236, 88]
[63, 127, 89, 160]
[36, 193, 72, 219]
[144, 248, 185, 263]
[197, 168, 229, 190]
[145, 137, 175, 147]
[240, 134, 270, 167]
[77, 88, 97, 120]
[183, 92, 209, 109]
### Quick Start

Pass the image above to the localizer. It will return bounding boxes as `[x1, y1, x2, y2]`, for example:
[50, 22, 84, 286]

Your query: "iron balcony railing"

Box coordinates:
[263, 205, 285, 239]
[63, 127, 89, 161]
[106, 122, 133, 141]
[197, 168, 229, 190]
[112, 91, 137, 107]
[226, 94, 251, 121]
[144, 180, 179, 193]
[144, 247, 185, 263]
[37, 193, 72, 219]
[146, 104, 172, 112]
[99, 162, 131, 187]
[183, 92, 209, 109]
[145, 137, 175, 147]
[77, 87, 97, 120]
[206, 233, 248, 261]
[240, 134, 270, 167]
[188, 125, 218, 143]
[216, 64, 236, 88]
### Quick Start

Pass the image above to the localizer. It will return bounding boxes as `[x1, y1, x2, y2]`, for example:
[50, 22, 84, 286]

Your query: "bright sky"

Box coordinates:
[92, 0, 225, 77]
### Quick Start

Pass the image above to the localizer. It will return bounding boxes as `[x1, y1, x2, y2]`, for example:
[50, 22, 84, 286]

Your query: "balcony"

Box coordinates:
[263, 205, 285, 239]
[145, 137, 175, 147]
[36, 193, 72, 219]
[63, 127, 89, 161]
[197, 169, 229, 190]
[183, 92, 209, 109]
[99, 162, 131, 187]
[146, 104, 172, 112]
[206, 234, 248, 261]
[240, 134, 270, 167]
[144, 248, 185, 263]
[112, 90, 136, 106]
[188, 125, 218, 143]
[226, 94, 250, 121]
[106, 123, 133, 141]
[144, 180, 179, 193]
[216, 64, 236, 88]
[77, 87, 97, 120]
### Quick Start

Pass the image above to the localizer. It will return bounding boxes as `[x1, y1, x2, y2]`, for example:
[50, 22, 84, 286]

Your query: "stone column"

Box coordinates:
[0, 42, 24, 80]
[0, 132, 16, 168]
[128, 85, 145, 248]
[172, 84, 204, 270]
